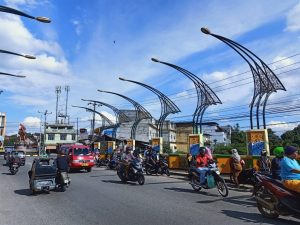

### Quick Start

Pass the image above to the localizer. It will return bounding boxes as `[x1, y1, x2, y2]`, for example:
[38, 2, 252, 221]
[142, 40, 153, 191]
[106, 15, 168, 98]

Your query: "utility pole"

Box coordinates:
[38, 110, 52, 156]
[76, 117, 79, 141]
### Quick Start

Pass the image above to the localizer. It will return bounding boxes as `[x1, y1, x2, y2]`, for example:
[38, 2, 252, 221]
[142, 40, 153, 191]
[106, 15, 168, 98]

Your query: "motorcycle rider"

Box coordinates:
[55, 151, 69, 181]
[271, 146, 284, 180]
[196, 147, 210, 186]
[280, 146, 300, 193]
[256, 149, 271, 173]
[123, 147, 135, 179]
[8, 151, 21, 167]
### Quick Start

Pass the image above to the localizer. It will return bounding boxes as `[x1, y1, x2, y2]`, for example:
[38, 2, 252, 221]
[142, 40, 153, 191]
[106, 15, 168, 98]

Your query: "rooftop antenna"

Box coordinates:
[65, 85, 70, 124]
[55, 86, 61, 124]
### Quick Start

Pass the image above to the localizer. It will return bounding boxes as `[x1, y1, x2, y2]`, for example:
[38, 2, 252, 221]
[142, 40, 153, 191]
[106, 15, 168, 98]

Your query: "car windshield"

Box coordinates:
[73, 148, 90, 156]
[11, 151, 24, 157]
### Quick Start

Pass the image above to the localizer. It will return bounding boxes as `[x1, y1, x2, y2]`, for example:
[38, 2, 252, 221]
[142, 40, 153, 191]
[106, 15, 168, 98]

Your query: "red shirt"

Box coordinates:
[196, 154, 208, 167]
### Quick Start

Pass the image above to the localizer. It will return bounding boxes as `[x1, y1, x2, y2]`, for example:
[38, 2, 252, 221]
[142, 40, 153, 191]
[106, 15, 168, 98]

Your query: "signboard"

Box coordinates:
[107, 141, 115, 154]
[189, 134, 203, 156]
[246, 129, 269, 156]
[127, 139, 135, 150]
[152, 137, 163, 154]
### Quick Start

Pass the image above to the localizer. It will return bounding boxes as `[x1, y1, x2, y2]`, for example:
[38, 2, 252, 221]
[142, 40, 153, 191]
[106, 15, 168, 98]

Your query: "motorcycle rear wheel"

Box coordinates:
[257, 202, 279, 218]
[191, 176, 201, 191]
[216, 180, 229, 197]
[165, 168, 170, 176]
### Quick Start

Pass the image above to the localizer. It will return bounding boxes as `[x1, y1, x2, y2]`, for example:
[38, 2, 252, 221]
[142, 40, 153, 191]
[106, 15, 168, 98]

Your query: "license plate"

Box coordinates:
[82, 163, 88, 167]
[39, 181, 51, 186]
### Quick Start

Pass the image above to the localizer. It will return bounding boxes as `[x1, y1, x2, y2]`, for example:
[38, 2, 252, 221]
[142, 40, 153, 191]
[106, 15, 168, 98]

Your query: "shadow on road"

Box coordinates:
[146, 181, 186, 185]
[197, 195, 256, 207]
[164, 187, 219, 197]
[14, 189, 33, 196]
[1, 172, 13, 175]
[101, 180, 137, 186]
[90, 174, 115, 177]
[221, 209, 300, 225]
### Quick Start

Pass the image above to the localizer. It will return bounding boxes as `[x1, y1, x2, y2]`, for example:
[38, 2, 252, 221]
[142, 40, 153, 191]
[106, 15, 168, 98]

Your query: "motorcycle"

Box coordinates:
[158, 157, 170, 176]
[117, 159, 145, 185]
[230, 168, 256, 186]
[254, 173, 300, 219]
[56, 171, 71, 192]
[9, 162, 20, 175]
[189, 162, 229, 197]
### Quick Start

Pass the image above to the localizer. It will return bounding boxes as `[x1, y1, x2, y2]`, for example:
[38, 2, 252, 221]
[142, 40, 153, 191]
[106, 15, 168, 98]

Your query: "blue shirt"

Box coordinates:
[280, 157, 300, 180]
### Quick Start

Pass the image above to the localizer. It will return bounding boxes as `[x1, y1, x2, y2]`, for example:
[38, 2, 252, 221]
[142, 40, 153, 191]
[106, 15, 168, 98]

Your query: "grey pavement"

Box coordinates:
[0, 156, 299, 225]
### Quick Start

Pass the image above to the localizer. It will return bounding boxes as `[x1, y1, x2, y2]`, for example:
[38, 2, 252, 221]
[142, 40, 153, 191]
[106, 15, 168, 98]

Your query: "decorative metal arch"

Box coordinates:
[151, 58, 221, 134]
[81, 99, 131, 139]
[201, 27, 286, 129]
[119, 77, 181, 137]
[98, 90, 152, 139]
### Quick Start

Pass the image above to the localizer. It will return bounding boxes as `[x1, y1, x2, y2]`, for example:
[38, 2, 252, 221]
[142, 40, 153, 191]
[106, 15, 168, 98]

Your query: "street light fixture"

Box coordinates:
[0, 72, 26, 78]
[0, 5, 51, 23]
[0, 49, 36, 59]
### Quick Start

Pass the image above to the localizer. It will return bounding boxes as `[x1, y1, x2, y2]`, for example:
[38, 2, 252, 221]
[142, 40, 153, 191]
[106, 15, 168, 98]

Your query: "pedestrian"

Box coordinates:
[230, 149, 243, 188]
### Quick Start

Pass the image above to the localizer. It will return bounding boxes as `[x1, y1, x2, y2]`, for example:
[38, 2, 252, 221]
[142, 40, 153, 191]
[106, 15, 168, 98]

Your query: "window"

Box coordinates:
[60, 134, 67, 140]
[48, 134, 54, 140]
[72, 134, 76, 140]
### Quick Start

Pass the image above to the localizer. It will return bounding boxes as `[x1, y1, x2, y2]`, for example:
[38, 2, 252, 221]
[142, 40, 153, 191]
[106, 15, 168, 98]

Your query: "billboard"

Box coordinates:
[246, 129, 269, 156]
[152, 137, 163, 154]
[189, 134, 203, 156]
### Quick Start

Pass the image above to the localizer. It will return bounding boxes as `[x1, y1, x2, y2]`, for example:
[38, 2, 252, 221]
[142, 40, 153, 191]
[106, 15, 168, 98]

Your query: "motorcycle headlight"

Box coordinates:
[216, 171, 220, 175]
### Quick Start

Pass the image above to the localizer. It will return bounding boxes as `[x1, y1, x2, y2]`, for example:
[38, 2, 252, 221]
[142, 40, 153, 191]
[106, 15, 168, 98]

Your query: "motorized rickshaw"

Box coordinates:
[28, 158, 57, 194]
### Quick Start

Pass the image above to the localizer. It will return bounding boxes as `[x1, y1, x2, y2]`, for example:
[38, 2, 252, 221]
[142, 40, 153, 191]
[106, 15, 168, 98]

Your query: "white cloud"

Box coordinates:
[23, 116, 41, 128]
[8, 95, 48, 106]
[268, 120, 299, 134]
[285, 1, 300, 32]
[72, 20, 82, 35]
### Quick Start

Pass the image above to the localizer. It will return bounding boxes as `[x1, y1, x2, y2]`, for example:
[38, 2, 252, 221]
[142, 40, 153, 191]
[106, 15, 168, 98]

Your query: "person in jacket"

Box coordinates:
[271, 146, 284, 180]
[280, 146, 300, 193]
[230, 149, 243, 188]
[257, 149, 271, 173]
[196, 147, 209, 185]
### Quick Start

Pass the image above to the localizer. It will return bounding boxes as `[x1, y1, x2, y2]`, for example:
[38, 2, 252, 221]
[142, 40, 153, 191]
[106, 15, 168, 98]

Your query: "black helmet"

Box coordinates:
[199, 146, 205, 154]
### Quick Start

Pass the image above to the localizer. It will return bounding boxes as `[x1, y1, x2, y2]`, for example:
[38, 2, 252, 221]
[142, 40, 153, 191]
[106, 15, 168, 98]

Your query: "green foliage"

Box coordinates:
[281, 125, 300, 148]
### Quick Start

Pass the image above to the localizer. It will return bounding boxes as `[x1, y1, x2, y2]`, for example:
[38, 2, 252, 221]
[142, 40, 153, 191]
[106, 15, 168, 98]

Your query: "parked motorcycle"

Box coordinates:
[254, 173, 300, 219]
[56, 171, 71, 192]
[9, 162, 20, 175]
[189, 162, 229, 197]
[117, 159, 145, 185]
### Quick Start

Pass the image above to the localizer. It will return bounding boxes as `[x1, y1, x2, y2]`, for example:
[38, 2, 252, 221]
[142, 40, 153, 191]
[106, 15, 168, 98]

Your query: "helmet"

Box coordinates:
[261, 149, 267, 156]
[273, 146, 284, 158]
[199, 146, 205, 154]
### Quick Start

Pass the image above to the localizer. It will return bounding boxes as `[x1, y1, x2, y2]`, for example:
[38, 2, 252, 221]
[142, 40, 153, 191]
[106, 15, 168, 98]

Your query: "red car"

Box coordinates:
[60, 144, 95, 172]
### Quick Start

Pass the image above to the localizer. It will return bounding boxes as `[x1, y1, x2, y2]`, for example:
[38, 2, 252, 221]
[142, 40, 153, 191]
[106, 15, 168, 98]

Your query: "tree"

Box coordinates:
[267, 128, 282, 153]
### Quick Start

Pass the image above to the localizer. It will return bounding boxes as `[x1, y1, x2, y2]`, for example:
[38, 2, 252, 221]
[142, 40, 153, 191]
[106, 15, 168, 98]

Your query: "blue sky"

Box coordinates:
[0, 0, 300, 136]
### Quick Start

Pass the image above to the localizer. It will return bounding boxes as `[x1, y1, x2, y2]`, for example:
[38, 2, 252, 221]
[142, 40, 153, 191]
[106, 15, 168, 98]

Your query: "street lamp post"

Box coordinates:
[0, 5, 51, 23]
[81, 99, 131, 141]
[151, 58, 221, 134]
[98, 89, 152, 140]
[201, 27, 285, 129]
[118, 77, 180, 137]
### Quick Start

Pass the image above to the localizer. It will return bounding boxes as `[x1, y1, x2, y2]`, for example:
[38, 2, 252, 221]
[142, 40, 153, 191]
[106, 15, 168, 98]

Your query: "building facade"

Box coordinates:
[175, 122, 231, 153]
[44, 123, 77, 152]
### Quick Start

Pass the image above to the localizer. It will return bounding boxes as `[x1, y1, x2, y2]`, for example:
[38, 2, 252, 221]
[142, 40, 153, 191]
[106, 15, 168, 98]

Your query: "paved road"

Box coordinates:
[0, 157, 299, 225]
